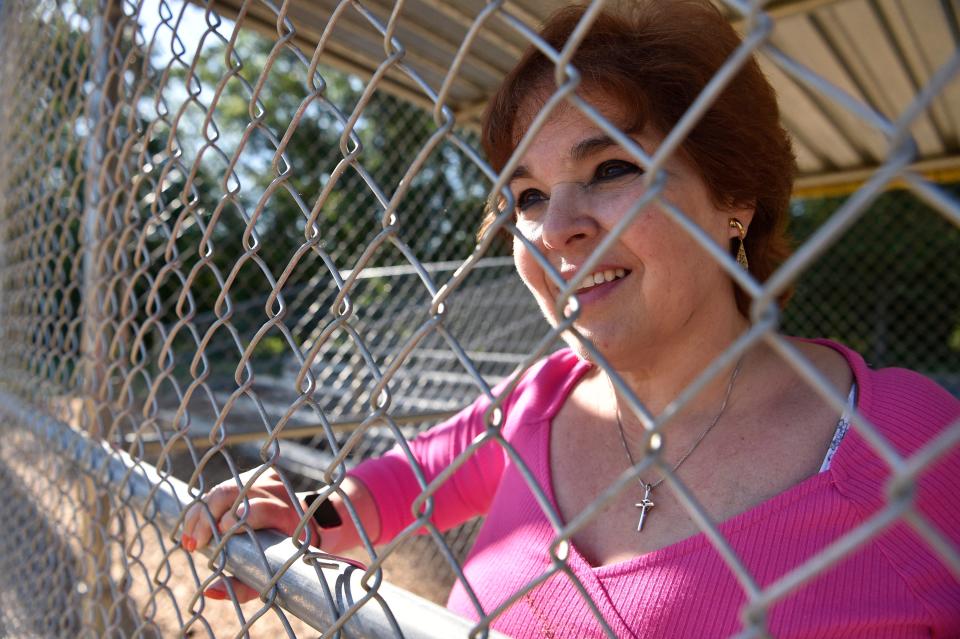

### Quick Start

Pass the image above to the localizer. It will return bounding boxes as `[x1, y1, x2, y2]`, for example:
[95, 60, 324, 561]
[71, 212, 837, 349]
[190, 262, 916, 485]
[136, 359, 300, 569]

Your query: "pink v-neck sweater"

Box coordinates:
[350, 340, 960, 638]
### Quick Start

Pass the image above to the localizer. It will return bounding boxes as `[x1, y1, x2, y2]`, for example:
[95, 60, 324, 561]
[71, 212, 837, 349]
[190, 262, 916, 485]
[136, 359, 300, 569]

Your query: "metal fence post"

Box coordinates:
[79, 0, 125, 633]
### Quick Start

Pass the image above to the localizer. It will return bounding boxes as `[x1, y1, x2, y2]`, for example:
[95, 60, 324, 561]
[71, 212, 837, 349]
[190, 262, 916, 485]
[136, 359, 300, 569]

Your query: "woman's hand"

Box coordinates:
[181, 469, 380, 603]
[181, 468, 317, 602]
[182, 468, 315, 553]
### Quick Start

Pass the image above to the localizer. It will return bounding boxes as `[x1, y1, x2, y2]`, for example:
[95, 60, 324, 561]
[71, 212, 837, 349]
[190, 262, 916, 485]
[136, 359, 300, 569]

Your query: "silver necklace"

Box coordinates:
[612, 358, 743, 532]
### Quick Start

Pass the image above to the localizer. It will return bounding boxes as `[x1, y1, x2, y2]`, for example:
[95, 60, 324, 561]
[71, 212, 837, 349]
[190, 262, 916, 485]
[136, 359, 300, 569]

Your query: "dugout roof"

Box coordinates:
[205, 0, 960, 194]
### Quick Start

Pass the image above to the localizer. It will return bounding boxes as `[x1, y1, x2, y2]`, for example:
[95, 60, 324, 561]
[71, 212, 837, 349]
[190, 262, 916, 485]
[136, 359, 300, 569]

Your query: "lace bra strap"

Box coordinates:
[819, 383, 858, 473]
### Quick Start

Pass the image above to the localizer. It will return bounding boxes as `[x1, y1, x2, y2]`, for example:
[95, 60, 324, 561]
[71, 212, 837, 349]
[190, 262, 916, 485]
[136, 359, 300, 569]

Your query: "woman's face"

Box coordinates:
[507, 99, 750, 364]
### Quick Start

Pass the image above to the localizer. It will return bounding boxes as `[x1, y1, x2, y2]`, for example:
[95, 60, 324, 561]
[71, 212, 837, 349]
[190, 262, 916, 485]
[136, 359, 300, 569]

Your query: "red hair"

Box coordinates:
[480, 1, 796, 314]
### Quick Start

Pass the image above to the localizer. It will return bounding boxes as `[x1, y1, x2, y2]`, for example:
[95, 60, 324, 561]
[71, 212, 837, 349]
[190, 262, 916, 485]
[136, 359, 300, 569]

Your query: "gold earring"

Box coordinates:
[729, 218, 748, 270]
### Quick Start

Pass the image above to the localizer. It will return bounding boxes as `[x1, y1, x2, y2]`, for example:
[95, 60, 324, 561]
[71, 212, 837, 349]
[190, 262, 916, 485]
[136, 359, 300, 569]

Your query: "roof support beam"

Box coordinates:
[793, 154, 960, 198]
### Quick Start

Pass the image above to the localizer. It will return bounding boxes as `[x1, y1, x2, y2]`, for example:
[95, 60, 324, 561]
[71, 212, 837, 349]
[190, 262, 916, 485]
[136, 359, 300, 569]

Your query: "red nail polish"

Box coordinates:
[204, 587, 227, 600]
[182, 536, 196, 552]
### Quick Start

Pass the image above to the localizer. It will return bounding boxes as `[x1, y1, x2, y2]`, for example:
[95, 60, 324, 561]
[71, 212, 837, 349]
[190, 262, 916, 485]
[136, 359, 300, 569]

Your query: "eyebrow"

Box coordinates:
[570, 134, 618, 161]
[508, 165, 530, 184]
[508, 134, 624, 185]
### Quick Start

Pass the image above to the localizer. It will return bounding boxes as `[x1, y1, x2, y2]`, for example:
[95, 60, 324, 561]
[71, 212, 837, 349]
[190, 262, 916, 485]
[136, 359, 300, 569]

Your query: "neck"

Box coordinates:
[605, 310, 750, 421]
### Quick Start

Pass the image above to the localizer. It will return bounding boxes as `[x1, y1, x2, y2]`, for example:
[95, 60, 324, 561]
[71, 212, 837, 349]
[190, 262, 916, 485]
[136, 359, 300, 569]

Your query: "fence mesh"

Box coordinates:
[0, 0, 958, 637]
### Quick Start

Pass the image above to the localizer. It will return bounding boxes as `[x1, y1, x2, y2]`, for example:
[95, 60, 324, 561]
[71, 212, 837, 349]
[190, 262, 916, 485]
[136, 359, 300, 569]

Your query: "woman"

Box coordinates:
[183, 2, 960, 637]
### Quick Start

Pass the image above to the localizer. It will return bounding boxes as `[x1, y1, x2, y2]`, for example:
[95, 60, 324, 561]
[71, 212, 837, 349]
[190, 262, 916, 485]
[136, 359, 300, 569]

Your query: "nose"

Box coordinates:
[540, 182, 599, 251]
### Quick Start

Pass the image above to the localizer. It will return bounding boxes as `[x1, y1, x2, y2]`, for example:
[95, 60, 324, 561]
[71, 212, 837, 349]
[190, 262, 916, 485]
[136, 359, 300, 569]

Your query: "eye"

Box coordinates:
[593, 159, 642, 182]
[516, 188, 548, 212]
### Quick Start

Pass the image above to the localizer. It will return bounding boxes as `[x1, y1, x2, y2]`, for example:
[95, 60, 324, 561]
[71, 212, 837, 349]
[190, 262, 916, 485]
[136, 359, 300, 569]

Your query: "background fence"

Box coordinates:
[0, 0, 958, 637]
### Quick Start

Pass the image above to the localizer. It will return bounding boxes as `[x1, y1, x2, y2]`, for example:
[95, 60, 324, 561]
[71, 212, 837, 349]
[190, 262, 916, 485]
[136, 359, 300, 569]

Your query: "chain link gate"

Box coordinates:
[0, 0, 958, 638]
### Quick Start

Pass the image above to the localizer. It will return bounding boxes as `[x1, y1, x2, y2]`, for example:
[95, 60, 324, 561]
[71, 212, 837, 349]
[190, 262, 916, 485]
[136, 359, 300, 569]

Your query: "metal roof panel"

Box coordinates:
[203, 0, 960, 188]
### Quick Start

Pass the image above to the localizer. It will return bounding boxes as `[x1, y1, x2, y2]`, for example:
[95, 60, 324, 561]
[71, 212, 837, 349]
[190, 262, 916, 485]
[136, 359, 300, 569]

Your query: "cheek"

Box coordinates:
[618, 210, 662, 259]
[513, 240, 560, 315]
[514, 216, 542, 243]
[623, 213, 705, 297]
[599, 182, 654, 224]
[639, 214, 724, 302]
[512, 238, 540, 293]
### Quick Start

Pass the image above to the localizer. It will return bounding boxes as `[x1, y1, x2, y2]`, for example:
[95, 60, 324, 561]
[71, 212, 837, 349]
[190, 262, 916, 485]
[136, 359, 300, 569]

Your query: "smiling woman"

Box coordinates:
[182, 2, 960, 637]
[481, 2, 796, 319]
[504, 103, 750, 369]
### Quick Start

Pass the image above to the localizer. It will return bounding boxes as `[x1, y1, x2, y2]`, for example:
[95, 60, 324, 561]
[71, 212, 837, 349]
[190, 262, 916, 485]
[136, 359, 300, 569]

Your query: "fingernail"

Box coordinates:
[204, 586, 228, 600]
[182, 536, 196, 553]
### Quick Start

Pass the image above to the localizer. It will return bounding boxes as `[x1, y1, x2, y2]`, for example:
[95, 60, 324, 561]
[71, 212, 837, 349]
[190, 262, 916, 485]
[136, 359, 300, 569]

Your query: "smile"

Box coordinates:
[575, 268, 629, 292]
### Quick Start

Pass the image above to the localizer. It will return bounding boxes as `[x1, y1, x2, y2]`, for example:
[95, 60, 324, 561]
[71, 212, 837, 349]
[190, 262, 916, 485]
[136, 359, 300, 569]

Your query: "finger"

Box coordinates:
[183, 497, 224, 552]
[204, 576, 260, 603]
[181, 502, 202, 552]
[204, 483, 243, 522]
[216, 508, 239, 538]
[214, 496, 262, 537]
[192, 484, 241, 551]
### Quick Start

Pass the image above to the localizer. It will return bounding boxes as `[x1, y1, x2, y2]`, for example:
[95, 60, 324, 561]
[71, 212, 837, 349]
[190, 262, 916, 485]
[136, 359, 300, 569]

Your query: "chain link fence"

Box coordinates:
[785, 186, 960, 393]
[0, 0, 958, 637]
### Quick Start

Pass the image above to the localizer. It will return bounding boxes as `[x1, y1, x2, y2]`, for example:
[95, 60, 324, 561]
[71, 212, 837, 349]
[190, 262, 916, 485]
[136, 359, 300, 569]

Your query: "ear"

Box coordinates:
[726, 202, 756, 240]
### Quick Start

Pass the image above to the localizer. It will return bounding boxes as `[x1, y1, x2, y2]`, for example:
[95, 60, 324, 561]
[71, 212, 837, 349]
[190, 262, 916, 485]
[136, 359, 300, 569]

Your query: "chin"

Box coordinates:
[536, 301, 633, 362]
[559, 325, 621, 365]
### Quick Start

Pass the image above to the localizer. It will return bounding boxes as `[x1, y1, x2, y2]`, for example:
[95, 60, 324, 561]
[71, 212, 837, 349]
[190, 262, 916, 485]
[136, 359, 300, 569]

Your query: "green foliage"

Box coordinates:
[126, 25, 496, 377]
[783, 184, 960, 377]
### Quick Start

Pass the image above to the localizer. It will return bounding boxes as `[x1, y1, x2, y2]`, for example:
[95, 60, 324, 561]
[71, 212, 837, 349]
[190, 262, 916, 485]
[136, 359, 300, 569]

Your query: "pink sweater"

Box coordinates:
[351, 340, 960, 638]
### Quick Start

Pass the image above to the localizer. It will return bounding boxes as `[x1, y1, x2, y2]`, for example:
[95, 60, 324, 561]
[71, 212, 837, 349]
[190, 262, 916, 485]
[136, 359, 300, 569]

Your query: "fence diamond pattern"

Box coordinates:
[0, 0, 958, 638]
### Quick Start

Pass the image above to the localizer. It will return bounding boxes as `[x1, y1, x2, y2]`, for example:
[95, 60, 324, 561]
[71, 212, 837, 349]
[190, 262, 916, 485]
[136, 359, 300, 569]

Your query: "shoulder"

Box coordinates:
[803, 338, 958, 453]
[493, 349, 592, 440]
[809, 340, 960, 626]
[814, 337, 960, 519]
[864, 366, 959, 445]
[500, 348, 590, 419]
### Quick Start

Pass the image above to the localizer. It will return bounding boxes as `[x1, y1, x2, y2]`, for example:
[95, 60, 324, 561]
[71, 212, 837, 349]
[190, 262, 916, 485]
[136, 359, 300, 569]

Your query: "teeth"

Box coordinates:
[576, 268, 628, 291]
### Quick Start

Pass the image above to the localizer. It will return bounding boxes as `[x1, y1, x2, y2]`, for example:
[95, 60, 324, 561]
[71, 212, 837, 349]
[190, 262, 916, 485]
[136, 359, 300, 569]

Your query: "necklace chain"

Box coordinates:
[612, 358, 743, 531]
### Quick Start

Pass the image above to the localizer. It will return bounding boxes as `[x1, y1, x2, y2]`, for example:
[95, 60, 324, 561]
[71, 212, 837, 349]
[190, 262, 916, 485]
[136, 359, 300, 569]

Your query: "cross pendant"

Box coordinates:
[635, 484, 655, 532]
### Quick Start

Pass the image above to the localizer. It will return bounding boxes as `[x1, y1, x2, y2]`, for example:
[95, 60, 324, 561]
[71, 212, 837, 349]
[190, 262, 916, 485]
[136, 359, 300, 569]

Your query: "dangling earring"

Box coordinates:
[729, 218, 748, 270]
